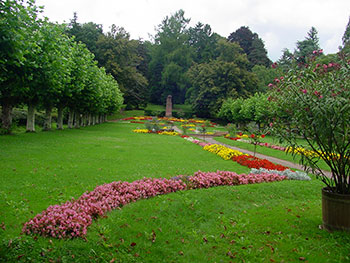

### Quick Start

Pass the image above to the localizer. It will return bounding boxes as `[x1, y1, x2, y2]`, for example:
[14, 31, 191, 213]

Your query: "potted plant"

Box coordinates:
[268, 50, 350, 231]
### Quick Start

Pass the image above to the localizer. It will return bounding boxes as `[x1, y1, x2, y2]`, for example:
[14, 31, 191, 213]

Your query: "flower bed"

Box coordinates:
[232, 155, 288, 171]
[225, 136, 286, 151]
[123, 117, 153, 121]
[23, 178, 186, 239]
[186, 170, 286, 189]
[132, 129, 180, 136]
[203, 144, 246, 160]
[250, 168, 311, 181]
[23, 171, 287, 239]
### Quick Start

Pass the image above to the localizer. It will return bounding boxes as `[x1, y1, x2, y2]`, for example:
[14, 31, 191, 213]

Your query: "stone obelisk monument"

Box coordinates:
[165, 95, 172, 117]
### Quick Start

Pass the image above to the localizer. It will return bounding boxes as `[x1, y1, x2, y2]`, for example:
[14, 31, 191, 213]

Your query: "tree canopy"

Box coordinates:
[228, 26, 271, 68]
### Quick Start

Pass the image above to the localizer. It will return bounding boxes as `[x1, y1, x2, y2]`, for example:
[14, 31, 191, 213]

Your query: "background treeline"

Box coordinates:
[61, 10, 274, 119]
[2, 1, 350, 134]
[65, 9, 350, 121]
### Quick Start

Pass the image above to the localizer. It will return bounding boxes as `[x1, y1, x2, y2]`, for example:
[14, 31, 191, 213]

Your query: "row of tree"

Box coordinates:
[0, 0, 123, 133]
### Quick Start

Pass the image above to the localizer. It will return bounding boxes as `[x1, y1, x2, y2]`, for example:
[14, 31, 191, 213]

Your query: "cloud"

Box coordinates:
[35, 0, 350, 61]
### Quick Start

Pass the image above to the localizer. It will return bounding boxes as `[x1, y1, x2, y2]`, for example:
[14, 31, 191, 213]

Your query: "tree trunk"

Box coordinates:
[26, 103, 36, 132]
[68, 110, 74, 129]
[43, 106, 52, 131]
[57, 106, 64, 130]
[88, 113, 92, 126]
[83, 114, 88, 126]
[1, 101, 13, 134]
[92, 115, 96, 125]
[74, 112, 80, 128]
[80, 114, 84, 127]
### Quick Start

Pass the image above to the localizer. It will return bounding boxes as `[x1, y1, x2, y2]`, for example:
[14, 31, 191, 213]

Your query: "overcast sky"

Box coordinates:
[35, 0, 350, 61]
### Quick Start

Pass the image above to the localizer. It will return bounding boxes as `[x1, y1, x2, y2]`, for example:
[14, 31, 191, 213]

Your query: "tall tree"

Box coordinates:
[188, 22, 220, 63]
[67, 13, 103, 55]
[22, 21, 72, 132]
[277, 48, 294, 71]
[0, 0, 40, 133]
[148, 9, 194, 104]
[96, 25, 148, 109]
[341, 16, 350, 54]
[228, 26, 271, 68]
[187, 39, 257, 118]
[294, 27, 321, 63]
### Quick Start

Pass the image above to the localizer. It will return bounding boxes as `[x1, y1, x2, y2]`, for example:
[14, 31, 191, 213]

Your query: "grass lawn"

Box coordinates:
[214, 136, 332, 172]
[0, 122, 349, 262]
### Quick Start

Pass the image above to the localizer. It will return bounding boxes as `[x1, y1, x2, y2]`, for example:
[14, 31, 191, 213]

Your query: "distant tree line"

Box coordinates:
[63, 10, 273, 118]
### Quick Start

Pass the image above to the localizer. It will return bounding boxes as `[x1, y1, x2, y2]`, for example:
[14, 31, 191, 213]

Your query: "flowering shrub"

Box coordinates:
[23, 171, 287, 239]
[203, 144, 246, 160]
[269, 52, 350, 194]
[250, 168, 311, 181]
[232, 155, 289, 171]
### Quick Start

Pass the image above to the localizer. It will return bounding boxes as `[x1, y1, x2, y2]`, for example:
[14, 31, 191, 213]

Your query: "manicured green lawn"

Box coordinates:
[0, 122, 349, 262]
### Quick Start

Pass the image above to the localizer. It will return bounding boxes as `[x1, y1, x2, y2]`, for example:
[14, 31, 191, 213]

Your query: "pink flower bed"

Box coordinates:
[187, 170, 286, 189]
[23, 171, 286, 239]
[22, 178, 186, 239]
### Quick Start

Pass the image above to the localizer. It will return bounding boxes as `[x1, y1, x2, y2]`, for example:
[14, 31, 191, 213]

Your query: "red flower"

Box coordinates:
[261, 134, 265, 138]
[250, 134, 255, 138]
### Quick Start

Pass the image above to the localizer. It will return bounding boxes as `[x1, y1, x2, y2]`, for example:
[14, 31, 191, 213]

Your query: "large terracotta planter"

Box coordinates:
[322, 187, 350, 231]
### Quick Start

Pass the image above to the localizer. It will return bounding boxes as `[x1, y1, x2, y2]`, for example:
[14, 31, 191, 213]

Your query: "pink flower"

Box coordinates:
[302, 89, 307, 94]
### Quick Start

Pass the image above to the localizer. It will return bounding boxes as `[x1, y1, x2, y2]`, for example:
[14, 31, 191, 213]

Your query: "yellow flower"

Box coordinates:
[132, 129, 149, 133]
[158, 131, 180, 136]
[203, 144, 245, 160]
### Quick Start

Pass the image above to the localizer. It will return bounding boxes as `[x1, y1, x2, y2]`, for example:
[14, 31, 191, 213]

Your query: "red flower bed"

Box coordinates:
[232, 155, 288, 171]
